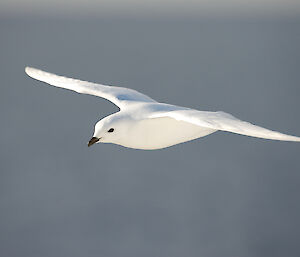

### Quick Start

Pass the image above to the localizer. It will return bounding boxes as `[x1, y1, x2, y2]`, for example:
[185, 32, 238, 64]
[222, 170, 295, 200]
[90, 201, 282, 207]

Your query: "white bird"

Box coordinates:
[25, 67, 300, 150]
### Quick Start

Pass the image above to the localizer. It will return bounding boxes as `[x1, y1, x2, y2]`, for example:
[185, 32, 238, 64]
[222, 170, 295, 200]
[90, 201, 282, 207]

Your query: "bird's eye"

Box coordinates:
[108, 128, 114, 133]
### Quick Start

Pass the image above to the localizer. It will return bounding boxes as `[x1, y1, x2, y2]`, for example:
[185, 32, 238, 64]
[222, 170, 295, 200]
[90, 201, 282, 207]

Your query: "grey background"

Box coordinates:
[1, 17, 300, 257]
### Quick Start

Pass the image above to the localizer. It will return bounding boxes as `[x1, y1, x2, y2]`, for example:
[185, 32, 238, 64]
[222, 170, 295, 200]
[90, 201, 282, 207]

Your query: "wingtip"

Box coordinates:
[25, 66, 33, 76]
[25, 66, 41, 79]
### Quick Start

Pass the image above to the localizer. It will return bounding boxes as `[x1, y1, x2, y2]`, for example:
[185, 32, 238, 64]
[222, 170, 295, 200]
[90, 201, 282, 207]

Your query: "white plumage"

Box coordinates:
[25, 67, 300, 150]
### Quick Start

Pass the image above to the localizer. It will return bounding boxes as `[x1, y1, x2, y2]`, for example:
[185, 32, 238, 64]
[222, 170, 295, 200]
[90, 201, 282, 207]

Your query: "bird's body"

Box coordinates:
[124, 116, 215, 150]
[104, 105, 216, 149]
[25, 67, 300, 150]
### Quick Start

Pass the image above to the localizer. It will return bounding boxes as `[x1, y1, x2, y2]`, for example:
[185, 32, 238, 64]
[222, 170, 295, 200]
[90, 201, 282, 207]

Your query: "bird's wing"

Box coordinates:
[25, 67, 156, 109]
[150, 109, 300, 142]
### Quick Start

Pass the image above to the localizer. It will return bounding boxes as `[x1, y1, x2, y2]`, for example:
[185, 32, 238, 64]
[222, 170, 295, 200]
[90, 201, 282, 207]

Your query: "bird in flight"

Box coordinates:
[25, 67, 300, 150]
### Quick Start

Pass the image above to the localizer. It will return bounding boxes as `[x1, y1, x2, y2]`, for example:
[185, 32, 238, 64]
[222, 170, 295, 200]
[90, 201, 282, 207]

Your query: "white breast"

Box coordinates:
[117, 117, 216, 150]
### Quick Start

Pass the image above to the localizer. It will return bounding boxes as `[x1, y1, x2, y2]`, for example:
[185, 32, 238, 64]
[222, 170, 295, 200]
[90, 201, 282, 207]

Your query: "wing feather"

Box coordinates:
[25, 67, 156, 109]
[150, 109, 300, 142]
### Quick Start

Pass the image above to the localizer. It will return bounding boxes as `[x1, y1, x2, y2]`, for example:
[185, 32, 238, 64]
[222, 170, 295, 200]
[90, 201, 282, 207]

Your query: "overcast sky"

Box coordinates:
[2, 0, 300, 17]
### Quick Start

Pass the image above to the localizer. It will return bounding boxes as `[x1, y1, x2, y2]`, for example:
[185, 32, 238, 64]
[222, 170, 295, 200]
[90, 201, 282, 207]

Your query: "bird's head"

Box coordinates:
[88, 113, 130, 147]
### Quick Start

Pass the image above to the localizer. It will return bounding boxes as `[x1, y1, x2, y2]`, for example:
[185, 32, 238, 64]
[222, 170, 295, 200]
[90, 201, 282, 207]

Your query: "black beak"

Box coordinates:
[88, 137, 100, 147]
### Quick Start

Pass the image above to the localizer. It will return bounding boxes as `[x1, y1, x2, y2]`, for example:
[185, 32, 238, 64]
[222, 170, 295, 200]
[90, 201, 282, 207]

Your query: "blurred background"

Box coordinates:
[1, 1, 300, 257]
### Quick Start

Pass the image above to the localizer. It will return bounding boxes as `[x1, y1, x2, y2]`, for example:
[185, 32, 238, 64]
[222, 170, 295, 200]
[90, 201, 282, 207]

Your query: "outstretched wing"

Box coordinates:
[25, 67, 156, 109]
[150, 109, 300, 142]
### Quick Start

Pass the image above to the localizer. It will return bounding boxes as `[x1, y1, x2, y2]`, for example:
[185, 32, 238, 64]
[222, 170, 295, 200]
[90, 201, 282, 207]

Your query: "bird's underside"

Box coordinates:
[115, 115, 217, 150]
[25, 66, 300, 150]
